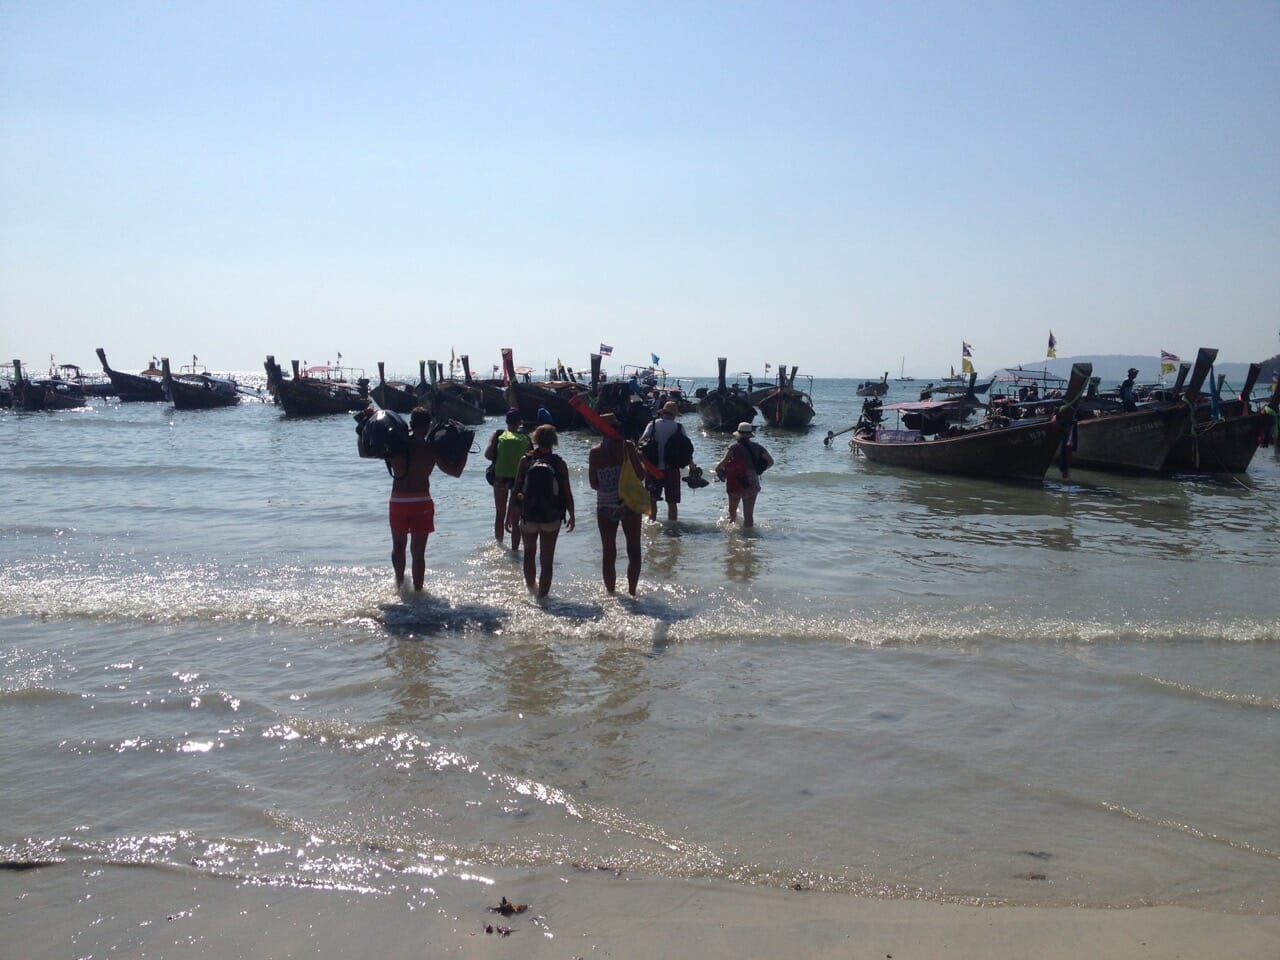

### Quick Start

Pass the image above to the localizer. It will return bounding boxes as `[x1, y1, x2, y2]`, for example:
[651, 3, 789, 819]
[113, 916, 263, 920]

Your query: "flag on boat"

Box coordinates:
[1046, 331, 1057, 358]
[1160, 349, 1180, 376]
[651, 353, 661, 365]
[599, 343, 613, 356]
[961, 342, 974, 374]
[500, 347, 513, 384]
[764, 363, 771, 372]
[962, 342, 973, 358]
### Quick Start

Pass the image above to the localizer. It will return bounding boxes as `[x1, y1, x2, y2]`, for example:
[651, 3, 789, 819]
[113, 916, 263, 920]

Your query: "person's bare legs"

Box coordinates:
[521, 528, 538, 591]
[409, 532, 428, 590]
[596, 514, 619, 593]
[391, 529, 408, 589]
[536, 529, 560, 597]
[726, 492, 741, 524]
[621, 512, 642, 596]
[493, 486, 511, 547]
[741, 490, 758, 528]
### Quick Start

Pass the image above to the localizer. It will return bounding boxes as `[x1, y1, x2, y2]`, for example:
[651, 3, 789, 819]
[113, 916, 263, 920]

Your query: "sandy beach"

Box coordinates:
[4, 863, 1278, 959]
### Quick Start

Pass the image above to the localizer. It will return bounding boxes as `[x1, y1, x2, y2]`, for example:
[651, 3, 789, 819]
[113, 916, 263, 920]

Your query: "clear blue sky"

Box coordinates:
[3, 1, 1277, 378]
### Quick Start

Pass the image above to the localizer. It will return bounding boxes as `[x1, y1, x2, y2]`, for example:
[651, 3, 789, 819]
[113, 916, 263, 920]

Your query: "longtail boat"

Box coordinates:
[161, 357, 240, 409]
[1163, 359, 1266, 473]
[97, 348, 166, 401]
[849, 363, 1091, 481]
[264, 356, 368, 416]
[501, 349, 583, 429]
[369, 361, 418, 413]
[697, 357, 756, 431]
[1068, 349, 1213, 472]
[755, 364, 815, 429]
[9, 359, 88, 410]
[856, 373, 888, 397]
[460, 355, 508, 414]
[418, 360, 486, 426]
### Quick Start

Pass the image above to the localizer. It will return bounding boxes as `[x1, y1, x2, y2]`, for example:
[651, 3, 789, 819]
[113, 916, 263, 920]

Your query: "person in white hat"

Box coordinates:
[714, 422, 773, 528]
[638, 399, 695, 522]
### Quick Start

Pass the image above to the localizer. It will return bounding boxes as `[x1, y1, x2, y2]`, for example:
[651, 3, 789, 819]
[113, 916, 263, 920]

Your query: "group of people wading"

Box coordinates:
[358, 402, 774, 599]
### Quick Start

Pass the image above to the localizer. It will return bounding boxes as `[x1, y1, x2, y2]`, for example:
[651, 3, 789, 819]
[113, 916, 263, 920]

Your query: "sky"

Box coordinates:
[2, 1, 1278, 380]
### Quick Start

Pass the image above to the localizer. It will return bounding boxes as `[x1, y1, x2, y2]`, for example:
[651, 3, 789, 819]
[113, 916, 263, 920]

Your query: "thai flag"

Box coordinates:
[1046, 331, 1057, 358]
[1160, 350, 1180, 363]
[962, 342, 973, 358]
[599, 343, 613, 356]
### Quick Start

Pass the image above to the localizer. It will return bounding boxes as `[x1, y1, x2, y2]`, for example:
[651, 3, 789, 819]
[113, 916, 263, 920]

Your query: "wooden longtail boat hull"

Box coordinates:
[471, 381, 510, 415]
[1163, 412, 1267, 473]
[264, 357, 368, 416]
[1072, 404, 1190, 472]
[697, 390, 756, 431]
[96, 348, 165, 402]
[272, 378, 367, 416]
[852, 419, 1064, 481]
[504, 382, 583, 429]
[10, 379, 87, 410]
[161, 358, 239, 409]
[370, 382, 417, 413]
[756, 388, 815, 428]
[9, 360, 87, 410]
[419, 385, 486, 426]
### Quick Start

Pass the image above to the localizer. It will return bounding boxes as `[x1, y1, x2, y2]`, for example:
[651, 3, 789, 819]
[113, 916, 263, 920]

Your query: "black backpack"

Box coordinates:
[745, 439, 770, 474]
[521, 454, 564, 523]
[664, 425, 694, 469]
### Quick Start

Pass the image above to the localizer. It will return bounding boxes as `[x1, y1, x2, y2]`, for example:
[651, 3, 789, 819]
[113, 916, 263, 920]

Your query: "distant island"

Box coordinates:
[1000, 353, 1280, 388]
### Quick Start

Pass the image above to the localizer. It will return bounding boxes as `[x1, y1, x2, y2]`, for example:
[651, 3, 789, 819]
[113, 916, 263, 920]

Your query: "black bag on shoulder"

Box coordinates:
[427, 419, 475, 478]
[664, 425, 694, 469]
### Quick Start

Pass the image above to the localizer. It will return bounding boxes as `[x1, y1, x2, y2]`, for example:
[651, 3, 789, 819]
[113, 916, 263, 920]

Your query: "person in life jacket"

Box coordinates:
[506, 424, 575, 597]
[484, 408, 531, 550]
[357, 405, 438, 594]
[638, 400, 697, 523]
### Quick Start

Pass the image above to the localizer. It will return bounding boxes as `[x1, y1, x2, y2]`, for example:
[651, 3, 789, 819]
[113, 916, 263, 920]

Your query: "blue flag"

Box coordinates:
[651, 353, 660, 366]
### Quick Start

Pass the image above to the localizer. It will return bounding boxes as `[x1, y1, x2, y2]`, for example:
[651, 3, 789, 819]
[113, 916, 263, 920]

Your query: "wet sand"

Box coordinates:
[4, 864, 1277, 959]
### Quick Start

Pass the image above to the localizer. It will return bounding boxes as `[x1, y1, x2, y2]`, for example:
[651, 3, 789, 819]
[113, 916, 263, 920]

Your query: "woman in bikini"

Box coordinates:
[587, 413, 644, 596]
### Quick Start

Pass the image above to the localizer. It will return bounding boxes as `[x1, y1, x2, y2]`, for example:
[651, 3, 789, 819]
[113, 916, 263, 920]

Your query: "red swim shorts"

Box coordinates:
[389, 496, 435, 535]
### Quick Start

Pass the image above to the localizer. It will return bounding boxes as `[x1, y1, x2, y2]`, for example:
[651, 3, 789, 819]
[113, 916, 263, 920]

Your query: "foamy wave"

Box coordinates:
[3, 557, 1277, 647]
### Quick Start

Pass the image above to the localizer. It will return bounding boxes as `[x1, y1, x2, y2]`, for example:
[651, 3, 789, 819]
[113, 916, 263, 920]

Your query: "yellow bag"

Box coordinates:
[618, 449, 653, 517]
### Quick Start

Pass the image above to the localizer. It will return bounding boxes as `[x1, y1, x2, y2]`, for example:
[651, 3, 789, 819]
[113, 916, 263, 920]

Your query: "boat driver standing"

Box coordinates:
[1119, 368, 1139, 411]
[357, 406, 438, 594]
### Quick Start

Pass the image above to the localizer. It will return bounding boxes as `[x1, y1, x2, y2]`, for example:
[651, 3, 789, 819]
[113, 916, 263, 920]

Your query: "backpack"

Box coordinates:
[639, 431, 660, 465]
[520, 454, 564, 523]
[744, 439, 770, 474]
[664, 425, 694, 468]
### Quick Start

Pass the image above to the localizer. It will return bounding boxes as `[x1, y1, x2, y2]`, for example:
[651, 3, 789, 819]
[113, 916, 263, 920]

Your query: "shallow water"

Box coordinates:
[3, 381, 1278, 913]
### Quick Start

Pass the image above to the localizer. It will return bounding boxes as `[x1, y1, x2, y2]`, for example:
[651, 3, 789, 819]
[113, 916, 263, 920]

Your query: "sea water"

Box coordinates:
[2, 380, 1277, 915]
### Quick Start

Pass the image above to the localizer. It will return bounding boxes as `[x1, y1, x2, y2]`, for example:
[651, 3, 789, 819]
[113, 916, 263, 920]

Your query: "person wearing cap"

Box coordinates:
[714, 422, 773, 528]
[638, 399, 694, 522]
[1119, 367, 1139, 411]
[484, 408, 532, 549]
